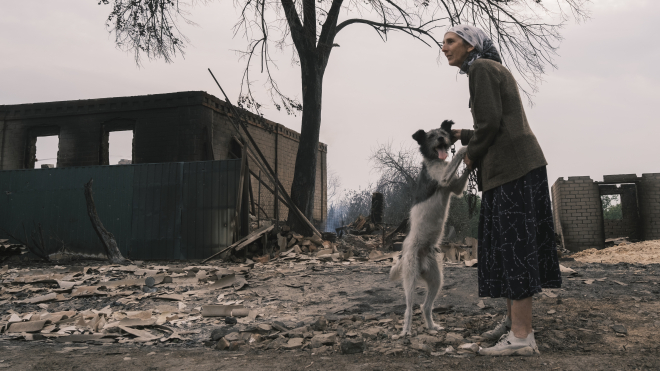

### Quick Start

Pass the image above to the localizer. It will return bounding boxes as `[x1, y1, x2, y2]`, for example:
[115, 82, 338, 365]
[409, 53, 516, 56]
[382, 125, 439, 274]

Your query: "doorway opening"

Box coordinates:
[598, 183, 640, 241]
[601, 194, 622, 220]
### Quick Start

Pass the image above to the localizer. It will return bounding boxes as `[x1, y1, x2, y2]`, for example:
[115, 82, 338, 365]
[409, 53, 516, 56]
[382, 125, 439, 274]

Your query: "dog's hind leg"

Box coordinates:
[401, 264, 416, 336]
[420, 258, 443, 331]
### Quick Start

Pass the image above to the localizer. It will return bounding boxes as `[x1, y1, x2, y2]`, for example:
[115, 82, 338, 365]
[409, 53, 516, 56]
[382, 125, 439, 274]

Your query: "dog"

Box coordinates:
[390, 120, 470, 336]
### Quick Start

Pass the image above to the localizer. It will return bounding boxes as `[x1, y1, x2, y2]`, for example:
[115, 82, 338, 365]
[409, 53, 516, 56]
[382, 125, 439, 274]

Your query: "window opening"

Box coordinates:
[229, 136, 243, 159]
[108, 130, 133, 165]
[601, 194, 622, 220]
[34, 135, 59, 169]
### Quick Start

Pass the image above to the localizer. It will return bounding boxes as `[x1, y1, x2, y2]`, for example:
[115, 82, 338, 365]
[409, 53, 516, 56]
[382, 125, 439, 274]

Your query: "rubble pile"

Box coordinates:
[0, 263, 250, 345]
[336, 215, 382, 236]
[274, 226, 334, 257]
[0, 236, 491, 358]
[0, 218, 490, 358]
[1, 233, 657, 362]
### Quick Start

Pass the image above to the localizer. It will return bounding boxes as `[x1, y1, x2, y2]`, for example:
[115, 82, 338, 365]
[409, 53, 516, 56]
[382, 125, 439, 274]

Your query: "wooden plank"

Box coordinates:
[201, 224, 274, 263]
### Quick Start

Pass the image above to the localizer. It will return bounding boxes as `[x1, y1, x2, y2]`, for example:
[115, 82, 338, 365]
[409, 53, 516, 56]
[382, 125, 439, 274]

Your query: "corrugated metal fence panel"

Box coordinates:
[0, 159, 241, 260]
[129, 162, 185, 260]
[0, 166, 134, 256]
[180, 160, 240, 260]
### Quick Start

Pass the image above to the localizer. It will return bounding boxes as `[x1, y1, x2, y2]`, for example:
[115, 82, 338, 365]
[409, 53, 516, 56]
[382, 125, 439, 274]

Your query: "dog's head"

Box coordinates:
[412, 120, 454, 161]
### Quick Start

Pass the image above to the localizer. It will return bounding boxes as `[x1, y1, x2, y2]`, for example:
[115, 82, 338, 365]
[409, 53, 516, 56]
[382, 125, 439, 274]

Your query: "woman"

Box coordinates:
[441, 24, 562, 356]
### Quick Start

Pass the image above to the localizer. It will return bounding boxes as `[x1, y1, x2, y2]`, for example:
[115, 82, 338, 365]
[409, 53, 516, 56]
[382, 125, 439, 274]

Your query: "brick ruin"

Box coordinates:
[0, 91, 327, 227]
[552, 173, 660, 252]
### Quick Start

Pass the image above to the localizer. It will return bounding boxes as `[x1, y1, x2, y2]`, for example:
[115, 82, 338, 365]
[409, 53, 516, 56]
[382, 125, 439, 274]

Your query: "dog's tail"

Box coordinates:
[389, 256, 403, 281]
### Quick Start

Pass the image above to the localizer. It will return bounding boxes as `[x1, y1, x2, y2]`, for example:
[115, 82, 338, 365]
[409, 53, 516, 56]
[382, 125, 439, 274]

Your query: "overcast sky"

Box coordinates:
[2, 0, 659, 194]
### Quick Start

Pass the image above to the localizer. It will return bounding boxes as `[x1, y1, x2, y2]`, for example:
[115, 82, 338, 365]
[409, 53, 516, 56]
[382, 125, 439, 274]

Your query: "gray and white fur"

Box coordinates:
[390, 120, 470, 336]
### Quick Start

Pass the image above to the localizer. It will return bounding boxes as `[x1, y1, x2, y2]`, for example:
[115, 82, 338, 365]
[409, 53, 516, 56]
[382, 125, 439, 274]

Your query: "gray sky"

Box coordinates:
[2, 0, 659, 192]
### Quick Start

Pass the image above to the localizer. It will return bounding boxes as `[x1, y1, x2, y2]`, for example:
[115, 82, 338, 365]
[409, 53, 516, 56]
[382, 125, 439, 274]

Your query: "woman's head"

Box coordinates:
[442, 24, 502, 74]
[442, 32, 474, 67]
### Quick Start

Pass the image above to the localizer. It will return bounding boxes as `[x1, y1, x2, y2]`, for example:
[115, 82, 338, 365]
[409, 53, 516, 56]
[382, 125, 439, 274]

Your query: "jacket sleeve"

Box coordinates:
[460, 129, 473, 146]
[466, 63, 503, 162]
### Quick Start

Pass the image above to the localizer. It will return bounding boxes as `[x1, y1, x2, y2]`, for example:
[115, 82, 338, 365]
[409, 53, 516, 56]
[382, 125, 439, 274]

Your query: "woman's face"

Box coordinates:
[442, 32, 475, 67]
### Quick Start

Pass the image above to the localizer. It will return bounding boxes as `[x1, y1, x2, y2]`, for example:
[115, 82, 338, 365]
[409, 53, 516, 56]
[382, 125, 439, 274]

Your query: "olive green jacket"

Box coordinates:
[459, 59, 547, 192]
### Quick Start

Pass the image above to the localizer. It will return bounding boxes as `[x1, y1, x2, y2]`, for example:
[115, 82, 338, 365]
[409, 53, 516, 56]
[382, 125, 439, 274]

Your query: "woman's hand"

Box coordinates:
[463, 154, 473, 170]
[451, 129, 462, 144]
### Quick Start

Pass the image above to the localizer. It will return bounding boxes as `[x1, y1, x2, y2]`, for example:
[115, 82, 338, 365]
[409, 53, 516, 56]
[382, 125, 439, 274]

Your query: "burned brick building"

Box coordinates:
[551, 173, 660, 252]
[0, 91, 328, 227]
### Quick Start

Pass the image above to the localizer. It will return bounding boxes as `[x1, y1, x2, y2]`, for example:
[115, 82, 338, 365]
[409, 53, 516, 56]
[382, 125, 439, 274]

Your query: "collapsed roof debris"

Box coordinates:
[0, 212, 488, 356]
[1, 237, 659, 360]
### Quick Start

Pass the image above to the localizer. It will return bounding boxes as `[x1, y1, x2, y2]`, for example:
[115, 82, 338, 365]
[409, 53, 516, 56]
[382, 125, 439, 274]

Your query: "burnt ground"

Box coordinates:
[1, 257, 660, 370]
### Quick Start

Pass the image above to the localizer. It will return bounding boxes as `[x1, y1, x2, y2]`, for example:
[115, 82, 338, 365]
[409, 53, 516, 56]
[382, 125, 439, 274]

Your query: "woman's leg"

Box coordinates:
[510, 297, 533, 338]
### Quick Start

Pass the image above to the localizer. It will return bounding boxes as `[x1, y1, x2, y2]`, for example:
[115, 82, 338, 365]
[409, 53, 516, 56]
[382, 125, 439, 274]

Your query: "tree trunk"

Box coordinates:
[287, 60, 324, 235]
[84, 179, 128, 264]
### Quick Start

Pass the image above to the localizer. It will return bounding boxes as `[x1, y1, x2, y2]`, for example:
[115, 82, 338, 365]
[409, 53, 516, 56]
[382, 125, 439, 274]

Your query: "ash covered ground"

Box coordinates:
[1, 238, 659, 370]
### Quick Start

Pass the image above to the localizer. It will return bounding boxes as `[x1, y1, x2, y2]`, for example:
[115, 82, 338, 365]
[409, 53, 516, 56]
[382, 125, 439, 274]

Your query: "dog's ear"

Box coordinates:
[440, 120, 454, 133]
[412, 130, 427, 145]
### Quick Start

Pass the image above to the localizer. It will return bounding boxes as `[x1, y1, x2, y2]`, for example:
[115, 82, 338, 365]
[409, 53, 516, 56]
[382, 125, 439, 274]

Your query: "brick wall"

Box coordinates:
[0, 91, 328, 226]
[551, 176, 604, 251]
[640, 173, 660, 240]
[604, 220, 627, 239]
[0, 93, 212, 169]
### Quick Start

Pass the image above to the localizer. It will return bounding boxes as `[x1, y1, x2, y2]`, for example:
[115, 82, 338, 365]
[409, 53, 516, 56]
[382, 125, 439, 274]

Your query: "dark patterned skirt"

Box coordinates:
[478, 166, 562, 300]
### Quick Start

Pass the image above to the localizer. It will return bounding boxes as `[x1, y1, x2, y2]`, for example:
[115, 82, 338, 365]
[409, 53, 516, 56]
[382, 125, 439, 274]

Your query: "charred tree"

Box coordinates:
[84, 179, 128, 264]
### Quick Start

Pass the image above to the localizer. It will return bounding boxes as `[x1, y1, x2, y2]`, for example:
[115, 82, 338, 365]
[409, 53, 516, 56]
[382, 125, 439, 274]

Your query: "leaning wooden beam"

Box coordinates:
[202, 224, 274, 263]
[234, 224, 274, 252]
[207, 69, 322, 239]
[232, 148, 248, 242]
[241, 127, 323, 238]
[248, 168, 287, 206]
[245, 142, 321, 237]
[84, 179, 128, 264]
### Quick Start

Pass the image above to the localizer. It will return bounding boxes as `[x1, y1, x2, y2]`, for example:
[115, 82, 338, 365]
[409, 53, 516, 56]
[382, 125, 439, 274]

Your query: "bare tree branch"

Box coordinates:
[101, 0, 589, 108]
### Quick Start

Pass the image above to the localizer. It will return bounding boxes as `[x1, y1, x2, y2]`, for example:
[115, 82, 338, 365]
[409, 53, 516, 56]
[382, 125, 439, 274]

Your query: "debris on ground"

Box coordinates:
[2, 228, 659, 362]
[0, 240, 25, 264]
[0, 227, 488, 357]
[604, 237, 633, 248]
[570, 239, 660, 264]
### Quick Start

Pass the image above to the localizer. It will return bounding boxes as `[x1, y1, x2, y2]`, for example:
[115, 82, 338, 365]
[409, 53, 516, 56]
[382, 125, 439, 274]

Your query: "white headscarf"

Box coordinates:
[446, 24, 502, 74]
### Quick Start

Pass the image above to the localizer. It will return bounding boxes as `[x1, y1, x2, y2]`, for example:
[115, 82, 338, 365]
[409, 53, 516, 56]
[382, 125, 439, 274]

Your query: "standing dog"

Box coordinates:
[390, 120, 469, 336]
